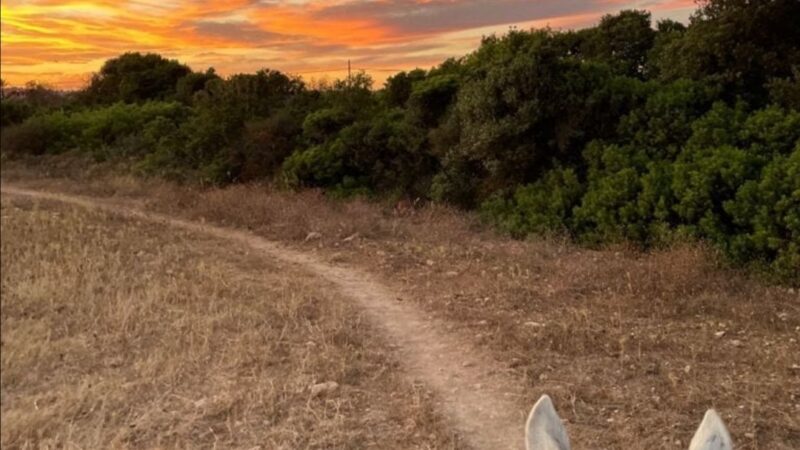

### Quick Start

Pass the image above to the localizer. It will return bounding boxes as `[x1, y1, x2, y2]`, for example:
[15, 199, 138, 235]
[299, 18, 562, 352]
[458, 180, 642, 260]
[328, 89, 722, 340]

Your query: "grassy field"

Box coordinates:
[2, 160, 799, 449]
[0, 196, 456, 449]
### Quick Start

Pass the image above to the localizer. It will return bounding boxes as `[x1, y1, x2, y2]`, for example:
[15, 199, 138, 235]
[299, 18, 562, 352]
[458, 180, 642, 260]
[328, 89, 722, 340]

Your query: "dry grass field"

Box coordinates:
[2, 159, 799, 449]
[0, 196, 456, 449]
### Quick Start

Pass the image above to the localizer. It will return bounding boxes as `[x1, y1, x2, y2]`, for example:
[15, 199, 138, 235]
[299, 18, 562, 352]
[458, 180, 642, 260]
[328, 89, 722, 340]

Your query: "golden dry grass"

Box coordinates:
[2, 158, 800, 449]
[0, 197, 456, 449]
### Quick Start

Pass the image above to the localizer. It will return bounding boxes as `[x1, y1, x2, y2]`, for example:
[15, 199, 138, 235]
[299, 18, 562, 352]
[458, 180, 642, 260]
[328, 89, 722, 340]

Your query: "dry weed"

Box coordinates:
[2, 159, 799, 449]
[0, 198, 456, 449]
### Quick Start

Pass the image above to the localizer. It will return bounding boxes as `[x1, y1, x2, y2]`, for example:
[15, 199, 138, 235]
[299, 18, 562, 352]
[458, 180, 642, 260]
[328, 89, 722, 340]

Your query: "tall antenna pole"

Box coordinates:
[348, 59, 352, 86]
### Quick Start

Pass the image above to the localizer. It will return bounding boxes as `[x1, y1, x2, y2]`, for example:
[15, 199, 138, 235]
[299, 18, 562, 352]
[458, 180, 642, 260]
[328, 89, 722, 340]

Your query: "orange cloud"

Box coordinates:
[249, 2, 399, 46]
[0, 1, 697, 89]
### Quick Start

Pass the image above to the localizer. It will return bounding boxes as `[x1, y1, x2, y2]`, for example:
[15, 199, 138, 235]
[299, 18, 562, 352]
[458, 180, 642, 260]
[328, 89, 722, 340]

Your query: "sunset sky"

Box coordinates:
[1, 1, 697, 89]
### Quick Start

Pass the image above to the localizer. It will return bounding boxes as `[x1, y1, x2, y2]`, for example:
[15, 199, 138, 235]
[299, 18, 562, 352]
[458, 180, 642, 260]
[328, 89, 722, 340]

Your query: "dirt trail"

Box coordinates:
[1, 185, 528, 450]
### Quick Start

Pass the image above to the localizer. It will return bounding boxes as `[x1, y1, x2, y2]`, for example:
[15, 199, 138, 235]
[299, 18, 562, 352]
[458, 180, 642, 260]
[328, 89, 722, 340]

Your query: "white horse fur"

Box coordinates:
[525, 395, 733, 450]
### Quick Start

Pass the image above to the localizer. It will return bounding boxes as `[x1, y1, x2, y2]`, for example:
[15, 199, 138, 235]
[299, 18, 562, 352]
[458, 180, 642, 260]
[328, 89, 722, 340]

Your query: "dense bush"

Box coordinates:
[481, 167, 584, 237]
[654, 0, 800, 106]
[727, 146, 800, 279]
[487, 104, 800, 280]
[80, 53, 192, 104]
[2, 0, 798, 283]
[1, 102, 189, 157]
[1, 98, 34, 128]
[1, 81, 71, 127]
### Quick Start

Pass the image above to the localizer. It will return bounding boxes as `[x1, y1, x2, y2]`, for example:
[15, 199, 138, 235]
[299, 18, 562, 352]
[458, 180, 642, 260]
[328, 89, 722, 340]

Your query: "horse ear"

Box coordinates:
[688, 409, 733, 450]
[525, 395, 571, 450]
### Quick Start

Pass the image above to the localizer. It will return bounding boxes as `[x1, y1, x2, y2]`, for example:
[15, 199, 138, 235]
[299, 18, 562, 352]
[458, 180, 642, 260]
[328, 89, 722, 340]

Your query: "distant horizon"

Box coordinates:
[1, 1, 696, 90]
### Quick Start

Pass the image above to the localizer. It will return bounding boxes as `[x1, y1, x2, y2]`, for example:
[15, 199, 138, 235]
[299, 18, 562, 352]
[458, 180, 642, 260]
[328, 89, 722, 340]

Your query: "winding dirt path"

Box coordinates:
[1, 185, 528, 450]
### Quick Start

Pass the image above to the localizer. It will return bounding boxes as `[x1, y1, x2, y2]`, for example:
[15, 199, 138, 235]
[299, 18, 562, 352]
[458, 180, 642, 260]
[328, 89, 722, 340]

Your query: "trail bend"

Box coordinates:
[1, 185, 528, 450]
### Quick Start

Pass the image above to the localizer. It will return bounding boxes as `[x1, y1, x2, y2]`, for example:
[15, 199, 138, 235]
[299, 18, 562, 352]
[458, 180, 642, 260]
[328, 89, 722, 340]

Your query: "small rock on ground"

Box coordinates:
[310, 381, 339, 397]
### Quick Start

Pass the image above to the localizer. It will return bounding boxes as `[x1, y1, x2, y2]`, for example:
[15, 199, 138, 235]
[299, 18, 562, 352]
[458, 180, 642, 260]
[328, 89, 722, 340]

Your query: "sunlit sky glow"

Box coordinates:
[0, 1, 696, 89]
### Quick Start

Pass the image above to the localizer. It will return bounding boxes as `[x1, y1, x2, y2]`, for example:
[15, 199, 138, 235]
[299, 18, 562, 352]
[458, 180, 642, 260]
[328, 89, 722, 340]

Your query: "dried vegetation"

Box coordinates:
[2, 161, 799, 449]
[0, 194, 456, 449]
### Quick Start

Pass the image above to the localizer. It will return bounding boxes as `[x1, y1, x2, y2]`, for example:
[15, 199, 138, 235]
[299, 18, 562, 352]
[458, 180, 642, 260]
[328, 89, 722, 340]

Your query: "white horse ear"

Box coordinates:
[526, 395, 571, 450]
[688, 409, 733, 450]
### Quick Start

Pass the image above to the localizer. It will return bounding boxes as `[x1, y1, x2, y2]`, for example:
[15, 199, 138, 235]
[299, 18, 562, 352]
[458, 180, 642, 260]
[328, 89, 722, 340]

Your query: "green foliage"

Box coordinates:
[284, 108, 435, 196]
[231, 113, 303, 181]
[481, 167, 584, 237]
[1, 98, 34, 127]
[136, 104, 241, 184]
[281, 71, 437, 195]
[726, 146, 800, 280]
[302, 108, 354, 145]
[175, 68, 220, 104]
[671, 106, 800, 274]
[383, 69, 427, 108]
[616, 80, 721, 156]
[136, 71, 308, 184]
[645, 20, 687, 78]
[5, 0, 799, 283]
[1, 112, 78, 155]
[767, 68, 800, 110]
[672, 145, 762, 238]
[282, 142, 347, 189]
[585, 10, 656, 78]
[0, 102, 188, 157]
[200, 70, 304, 119]
[655, 0, 800, 105]
[429, 158, 482, 208]
[1, 81, 71, 127]
[451, 30, 615, 195]
[406, 74, 459, 128]
[81, 52, 192, 104]
[485, 103, 800, 281]
[573, 145, 647, 243]
[324, 72, 377, 117]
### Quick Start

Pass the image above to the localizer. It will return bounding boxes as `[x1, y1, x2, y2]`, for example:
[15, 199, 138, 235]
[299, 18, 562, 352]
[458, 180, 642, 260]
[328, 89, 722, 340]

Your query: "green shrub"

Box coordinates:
[6, 0, 800, 283]
[302, 108, 353, 145]
[429, 158, 483, 208]
[136, 108, 236, 184]
[80, 52, 191, 104]
[1, 99, 34, 127]
[282, 142, 347, 188]
[672, 145, 763, 240]
[283, 109, 434, 195]
[574, 163, 648, 243]
[481, 167, 583, 237]
[0, 101, 189, 157]
[0, 111, 86, 155]
[406, 74, 459, 128]
[451, 30, 617, 193]
[725, 146, 800, 279]
[231, 115, 302, 181]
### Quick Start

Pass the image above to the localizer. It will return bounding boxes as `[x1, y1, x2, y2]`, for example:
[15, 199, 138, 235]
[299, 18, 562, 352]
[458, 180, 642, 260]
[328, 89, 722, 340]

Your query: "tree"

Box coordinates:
[406, 74, 459, 129]
[383, 69, 426, 108]
[0, 81, 66, 127]
[655, 0, 800, 105]
[588, 10, 656, 78]
[449, 29, 617, 195]
[82, 52, 192, 104]
[175, 68, 220, 104]
[212, 69, 304, 119]
[645, 19, 687, 78]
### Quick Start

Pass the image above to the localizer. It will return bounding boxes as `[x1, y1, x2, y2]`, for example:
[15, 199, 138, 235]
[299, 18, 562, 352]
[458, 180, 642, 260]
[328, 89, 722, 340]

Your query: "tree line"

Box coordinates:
[2, 0, 799, 282]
